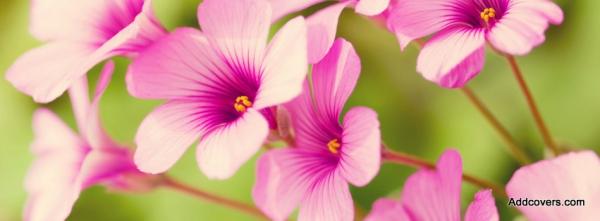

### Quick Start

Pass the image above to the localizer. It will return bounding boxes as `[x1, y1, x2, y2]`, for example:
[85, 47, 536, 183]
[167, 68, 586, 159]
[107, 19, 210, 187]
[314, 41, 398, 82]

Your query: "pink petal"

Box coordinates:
[298, 171, 354, 221]
[268, 0, 326, 22]
[30, 0, 165, 52]
[306, 2, 349, 64]
[465, 190, 500, 221]
[311, 38, 361, 122]
[401, 149, 462, 221]
[284, 83, 332, 153]
[364, 198, 409, 221]
[126, 28, 231, 100]
[25, 109, 86, 221]
[30, 109, 84, 155]
[254, 17, 308, 109]
[99, 0, 167, 56]
[133, 100, 207, 174]
[339, 107, 381, 186]
[84, 61, 118, 149]
[24, 167, 81, 221]
[6, 42, 99, 103]
[355, 0, 390, 16]
[30, 0, 107, 42]
[197, 0, 271, 70]
[386, 0, 456, 50]
[253, 149, 314, 221]
[506, 151, 600, 221]
[79, 148, 135, 188]
[196, 109, 269, 179]
[14, 0, 164, 103]
[417, 28, 486, 88]
[487, 0, 564, 55]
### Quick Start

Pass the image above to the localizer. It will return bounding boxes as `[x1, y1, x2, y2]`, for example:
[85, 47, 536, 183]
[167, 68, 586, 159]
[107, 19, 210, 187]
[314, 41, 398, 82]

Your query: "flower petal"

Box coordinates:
[339, 107, 381, 186]
[30, 109, 83, 155]
[97, 0, 167, 56]
[254, 17, 308, 109]
[465, 190, 500, 221]
[268, 0, 326, 22]
[197, 0, 270, 71]
[355, 0, 390, 16]
[133, 100, 208, 174]
[5, 42, 100, 103]
[306, 2, 349, 64]
[15, 0, 164, 103]
[30, 0, 109, 42]
[487, 0, 564, 55]
[400, 149, 462, 221]
[79, 148, 135, 188]
[196, 109, 269, 179]
[253, 149, 326, 221]
[387, 0, 457, 50]
[312, 38, 361, 123]
[506, 151, 600, 221]
[417, 28, 485, 88]
[24, 163, 82, 221]
[298, 172, 354, 221]
[285, 83, 338, 153]
[25, 109, 85, 221]
[127, 28, 233, 100]
[30, 0, 164, 50]
[364, 198, 409, 221]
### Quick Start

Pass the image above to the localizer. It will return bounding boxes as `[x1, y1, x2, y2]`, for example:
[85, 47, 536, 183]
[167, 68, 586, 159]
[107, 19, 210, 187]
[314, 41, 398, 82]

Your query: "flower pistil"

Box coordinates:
[234, 96, 253, 113]
[480, 7, 496, 24]
[327, 139, 341, 154]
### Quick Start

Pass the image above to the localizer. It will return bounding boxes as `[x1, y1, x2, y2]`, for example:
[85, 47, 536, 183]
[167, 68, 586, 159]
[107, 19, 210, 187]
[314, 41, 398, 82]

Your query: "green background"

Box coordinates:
[0, 0, 597, 220]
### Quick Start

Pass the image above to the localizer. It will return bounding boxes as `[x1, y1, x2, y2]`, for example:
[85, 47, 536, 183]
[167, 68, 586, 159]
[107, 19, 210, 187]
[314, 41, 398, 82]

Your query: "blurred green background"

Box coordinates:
[1, 0, 597, 220]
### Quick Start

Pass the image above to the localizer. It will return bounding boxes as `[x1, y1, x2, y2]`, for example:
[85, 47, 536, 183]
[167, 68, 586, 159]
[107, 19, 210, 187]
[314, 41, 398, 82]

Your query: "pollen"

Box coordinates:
[480, 7, 496, 23]
[234, 96, 253, 113]
[327, 139, 341, 154]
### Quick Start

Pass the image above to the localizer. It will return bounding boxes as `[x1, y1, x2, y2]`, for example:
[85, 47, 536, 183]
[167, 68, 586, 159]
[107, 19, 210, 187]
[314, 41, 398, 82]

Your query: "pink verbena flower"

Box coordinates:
[127, 0, 308, 179]
[6, 0, 166, 103]
[506, 151, 600, 221]
[387, 0, 563, 88]
[252, 39, 381, 221]
[366, 149, 499, 221]
[24, 62, 150, 221]
[269, 0, 390, 63]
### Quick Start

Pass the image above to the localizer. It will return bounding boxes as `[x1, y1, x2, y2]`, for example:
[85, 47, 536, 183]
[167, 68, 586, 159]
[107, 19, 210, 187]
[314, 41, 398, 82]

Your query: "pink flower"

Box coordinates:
[506, 151, 600, 221]
[6, 0, 166, 103]
[24, 62, 148, 221]
[269, 0, 390, 63]
[366, 149, 499, 221]
[127, 0, 308, 179]
[252, 39, 381, 221]
[387, 0, 563, 88]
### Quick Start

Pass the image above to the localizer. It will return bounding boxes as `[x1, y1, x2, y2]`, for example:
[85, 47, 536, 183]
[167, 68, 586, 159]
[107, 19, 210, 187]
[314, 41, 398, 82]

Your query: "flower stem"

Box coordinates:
[461, 86, 531, 165]
[354, 203, 366, 221]
[161, 176, 269, 220]
[381, 147, 507, 197]
[68, 76, 90, 133]
[505, 55, 559, 156]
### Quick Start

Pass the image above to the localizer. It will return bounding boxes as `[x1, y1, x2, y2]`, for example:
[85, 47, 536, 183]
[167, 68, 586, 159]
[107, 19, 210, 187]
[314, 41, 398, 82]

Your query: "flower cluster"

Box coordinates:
[5, 0, 599, 221]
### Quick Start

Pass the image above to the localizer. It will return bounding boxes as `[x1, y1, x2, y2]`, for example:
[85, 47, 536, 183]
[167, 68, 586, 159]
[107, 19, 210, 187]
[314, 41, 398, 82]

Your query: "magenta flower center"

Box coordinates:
[327, 138, 341, 154]
[233, 95, 253, 113]
[450, 0, 508, 29]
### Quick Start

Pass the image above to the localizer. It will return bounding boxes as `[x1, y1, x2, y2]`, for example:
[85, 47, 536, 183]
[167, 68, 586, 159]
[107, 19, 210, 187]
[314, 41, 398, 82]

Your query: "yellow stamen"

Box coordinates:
[327, 139, 341, 154]
[234, 96, 253, 113]
[480, 7, 496, 23]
